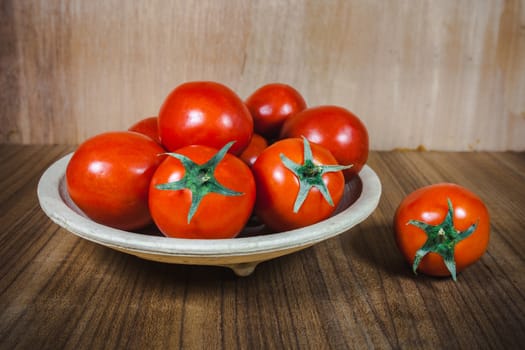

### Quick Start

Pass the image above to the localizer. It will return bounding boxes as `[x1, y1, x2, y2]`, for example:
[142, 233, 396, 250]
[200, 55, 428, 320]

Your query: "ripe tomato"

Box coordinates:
[158, 81, 253, 155]
[394, 183, 490, 281]
[252, 137, 350, 232]
[280, 105, 368, 181]
[66, 131, 165, 231]
[128, 116, 161, 144]
[245, 83, 307, 139]
[149, 142, 256, 239]
[239, 133, 268, 167]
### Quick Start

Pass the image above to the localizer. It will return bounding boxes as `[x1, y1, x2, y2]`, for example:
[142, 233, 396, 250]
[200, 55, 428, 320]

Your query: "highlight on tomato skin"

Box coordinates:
[65, 131, 166, 231]
[158, 81, 253, 156]
[393, 183, 490, 281]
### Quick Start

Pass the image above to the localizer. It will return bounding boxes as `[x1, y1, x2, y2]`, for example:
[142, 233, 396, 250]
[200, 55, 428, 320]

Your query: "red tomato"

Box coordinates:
[252, 137, 349, 232]
[158, 81, 253, 155]
[245, 83, 307, 139]
[128, 116, 161, 144]
[66, 131, 165, 230]
[239, 133, 268, 167]
[149, 142, 256, 239]
[394, 183, 490, 281]
[280, 105, 369, 181]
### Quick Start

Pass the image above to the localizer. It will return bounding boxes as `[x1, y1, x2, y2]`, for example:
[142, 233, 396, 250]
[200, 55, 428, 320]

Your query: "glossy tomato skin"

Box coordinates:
[239, 133, 268, 167]
[280, 105, 368, 181]
[66, 131, 165, 231]
[252, 138, 346, 232]
[149, 145, 256, 239]
[158, 81, 253, 155]
[128, 116, 161, 145]
[245, 83, 307, 139]
[394, 183, 490, 278]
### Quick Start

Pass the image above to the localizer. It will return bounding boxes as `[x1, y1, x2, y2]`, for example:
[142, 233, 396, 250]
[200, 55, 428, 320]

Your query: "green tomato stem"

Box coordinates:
[155, 141, 243, 223]
[280, 137, 352, 213]
[408, 198, 478, 281]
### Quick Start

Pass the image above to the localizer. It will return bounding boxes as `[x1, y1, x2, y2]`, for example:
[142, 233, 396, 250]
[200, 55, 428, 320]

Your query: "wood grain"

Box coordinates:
[1, 0, 524, 150]
[1, 145, 524, 349]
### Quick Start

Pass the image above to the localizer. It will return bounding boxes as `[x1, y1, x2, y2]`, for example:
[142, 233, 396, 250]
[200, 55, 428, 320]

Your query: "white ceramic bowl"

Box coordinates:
[37, 153, 381, 276]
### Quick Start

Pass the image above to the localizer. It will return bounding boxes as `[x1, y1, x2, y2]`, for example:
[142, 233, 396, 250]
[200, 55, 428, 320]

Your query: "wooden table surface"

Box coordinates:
[1, 145, 524, 349]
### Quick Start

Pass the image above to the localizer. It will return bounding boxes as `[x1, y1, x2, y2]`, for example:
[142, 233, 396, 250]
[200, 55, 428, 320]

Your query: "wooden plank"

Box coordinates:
[1, 0, 524, 150]
[0, 146, 524, 348]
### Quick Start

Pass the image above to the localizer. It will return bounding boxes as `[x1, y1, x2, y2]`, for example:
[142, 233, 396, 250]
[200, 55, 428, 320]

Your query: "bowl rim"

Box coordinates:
[37, 153, 381, 258]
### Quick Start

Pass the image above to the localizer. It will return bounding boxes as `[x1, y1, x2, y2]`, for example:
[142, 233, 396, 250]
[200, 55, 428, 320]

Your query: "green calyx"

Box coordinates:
[280, 137, 352, 213]
[408, 198, 478, 281]
[155, 141, 243, 223]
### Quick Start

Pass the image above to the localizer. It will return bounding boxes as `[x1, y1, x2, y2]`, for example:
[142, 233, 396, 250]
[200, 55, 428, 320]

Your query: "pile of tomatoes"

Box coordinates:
[66, 81, 369, 239]
[65, 80, 491, 281]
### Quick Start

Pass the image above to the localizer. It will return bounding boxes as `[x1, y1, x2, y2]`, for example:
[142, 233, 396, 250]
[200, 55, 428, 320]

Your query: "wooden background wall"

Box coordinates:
[1, 0, 524, 151]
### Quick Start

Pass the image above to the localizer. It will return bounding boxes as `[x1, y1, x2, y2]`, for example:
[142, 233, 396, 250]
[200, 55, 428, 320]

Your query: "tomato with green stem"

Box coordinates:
[149, 142, 256, 239]
[252, 137, 351, 232]
[280, 105, 368, 181]
[394, 183, 490, 281]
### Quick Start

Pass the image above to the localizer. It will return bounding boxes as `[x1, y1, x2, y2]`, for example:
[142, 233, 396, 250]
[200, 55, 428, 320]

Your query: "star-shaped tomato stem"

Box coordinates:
[280, 137, 352, 213]
[408, 198, 478, 281]
[155, 141, 243, 223]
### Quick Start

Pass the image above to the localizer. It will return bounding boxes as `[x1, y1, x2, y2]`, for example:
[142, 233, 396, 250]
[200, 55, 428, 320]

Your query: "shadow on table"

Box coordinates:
[86, 241, 240, 285]
[339, 220, 412, 278]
